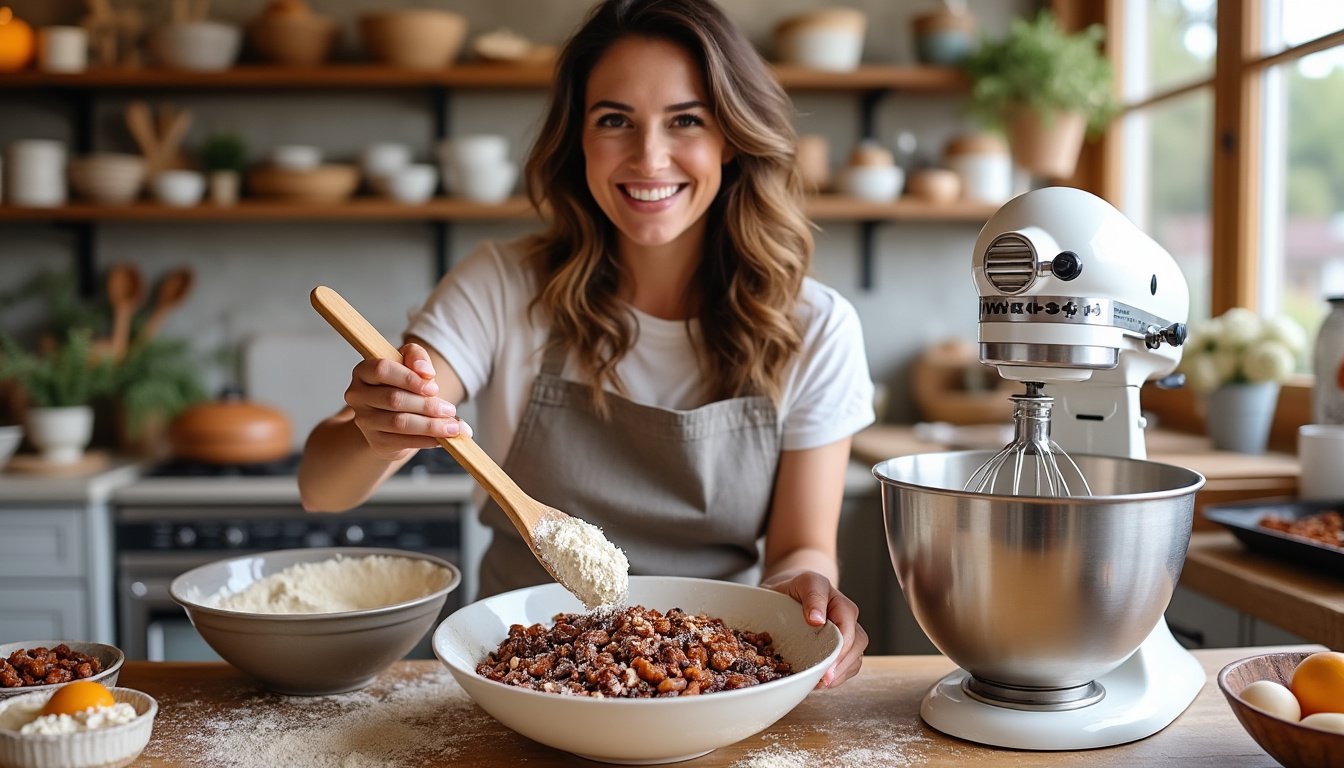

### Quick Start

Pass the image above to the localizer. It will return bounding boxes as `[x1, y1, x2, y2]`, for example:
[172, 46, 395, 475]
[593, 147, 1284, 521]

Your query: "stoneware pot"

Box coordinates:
[1205, 381, 1280, 454]
[25, 404, 94, 464]
[168, 391, 292, 464]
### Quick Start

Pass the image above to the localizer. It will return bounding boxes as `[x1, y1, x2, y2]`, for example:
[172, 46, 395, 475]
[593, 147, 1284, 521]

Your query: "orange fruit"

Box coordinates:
[1289, 651, 1344, 718]
[39, 680, 115, 717]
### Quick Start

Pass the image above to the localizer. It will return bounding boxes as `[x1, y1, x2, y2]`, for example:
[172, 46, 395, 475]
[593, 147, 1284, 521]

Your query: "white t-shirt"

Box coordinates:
[404, 240, 875, 464]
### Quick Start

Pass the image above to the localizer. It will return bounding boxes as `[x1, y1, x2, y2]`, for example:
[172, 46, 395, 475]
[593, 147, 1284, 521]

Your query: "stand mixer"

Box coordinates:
[874, 187, 1208, 749]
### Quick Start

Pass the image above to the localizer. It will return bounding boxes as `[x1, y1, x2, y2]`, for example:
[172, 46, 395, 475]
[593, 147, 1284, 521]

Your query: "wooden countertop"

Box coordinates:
[119, 649, 1306, 767]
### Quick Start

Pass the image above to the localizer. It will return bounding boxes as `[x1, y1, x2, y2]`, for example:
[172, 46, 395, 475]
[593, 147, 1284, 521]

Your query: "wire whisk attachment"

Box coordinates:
[964, 383, 1093, 497]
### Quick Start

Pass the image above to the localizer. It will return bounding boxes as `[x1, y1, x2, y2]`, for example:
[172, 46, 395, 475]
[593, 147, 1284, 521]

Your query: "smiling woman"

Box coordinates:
[300, 0, 875, 691]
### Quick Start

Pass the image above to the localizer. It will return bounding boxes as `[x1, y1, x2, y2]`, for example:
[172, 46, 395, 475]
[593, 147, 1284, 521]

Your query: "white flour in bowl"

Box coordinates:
[533, 511, 629, 609]
[210, 555, 451, 614]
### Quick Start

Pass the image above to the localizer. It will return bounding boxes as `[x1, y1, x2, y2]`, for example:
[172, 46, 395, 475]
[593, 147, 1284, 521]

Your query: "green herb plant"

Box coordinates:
[115, 337, 209, 438]
[962, 9, 1119, 135]
[0, 328, 116, 408]
[202, 132, 247, 174]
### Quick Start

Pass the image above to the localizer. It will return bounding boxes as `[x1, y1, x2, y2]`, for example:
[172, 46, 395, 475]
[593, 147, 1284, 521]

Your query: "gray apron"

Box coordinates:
[477, 331, 781, 598]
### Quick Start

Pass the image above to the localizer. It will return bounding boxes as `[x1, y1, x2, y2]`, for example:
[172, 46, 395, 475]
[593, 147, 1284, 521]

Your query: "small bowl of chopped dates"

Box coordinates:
[432, 576, 843, 764]
[0, 642, 124, 699]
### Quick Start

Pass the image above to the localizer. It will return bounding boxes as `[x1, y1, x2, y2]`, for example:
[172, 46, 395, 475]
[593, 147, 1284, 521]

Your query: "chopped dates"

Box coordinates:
[0, 645, 104, 688]
[476, 605, 793, 698]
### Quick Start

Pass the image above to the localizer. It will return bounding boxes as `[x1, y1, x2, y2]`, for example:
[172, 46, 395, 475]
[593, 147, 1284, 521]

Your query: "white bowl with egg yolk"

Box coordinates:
[0, 685, 157, 768]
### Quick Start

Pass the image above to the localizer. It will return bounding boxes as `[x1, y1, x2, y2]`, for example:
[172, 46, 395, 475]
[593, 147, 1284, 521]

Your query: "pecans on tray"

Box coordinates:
[476, 605, 793, 698]
[1259, 510, 1344, 550]
[0, 645, 104, 688]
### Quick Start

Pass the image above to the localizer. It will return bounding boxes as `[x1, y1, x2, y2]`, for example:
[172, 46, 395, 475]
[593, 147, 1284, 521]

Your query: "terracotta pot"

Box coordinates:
[1005, 108, 1087, 180]
[168, 392, 292, 464]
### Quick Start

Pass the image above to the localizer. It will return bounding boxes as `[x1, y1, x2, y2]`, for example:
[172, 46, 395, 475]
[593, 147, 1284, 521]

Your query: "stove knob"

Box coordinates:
[306, 530, 333, 548]
[341, 524, 366, 545]
[223, 526, 248, 548]
[173, 527, 198, 548]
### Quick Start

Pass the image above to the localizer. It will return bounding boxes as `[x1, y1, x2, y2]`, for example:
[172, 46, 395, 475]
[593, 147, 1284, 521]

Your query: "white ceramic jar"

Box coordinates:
[38, 26, 88, 73]
[944, 133, 1012, 204]
[6, 139, 67, 207]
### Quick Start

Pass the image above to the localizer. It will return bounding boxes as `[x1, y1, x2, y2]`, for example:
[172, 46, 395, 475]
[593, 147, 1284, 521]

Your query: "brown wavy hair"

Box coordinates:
[522, 0, 811, 414]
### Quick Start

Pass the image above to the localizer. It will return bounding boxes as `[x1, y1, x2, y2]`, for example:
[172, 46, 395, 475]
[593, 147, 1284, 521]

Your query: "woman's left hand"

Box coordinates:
[762, 570, 867, 689]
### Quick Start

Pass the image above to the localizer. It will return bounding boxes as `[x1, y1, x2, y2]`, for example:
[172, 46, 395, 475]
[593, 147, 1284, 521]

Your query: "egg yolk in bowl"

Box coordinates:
[39, 681, 116, 717]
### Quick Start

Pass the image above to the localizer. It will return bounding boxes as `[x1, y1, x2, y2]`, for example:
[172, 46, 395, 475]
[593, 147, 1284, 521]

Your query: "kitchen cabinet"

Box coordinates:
[0, 505, 115, 641]
[0, 62, 997, 292]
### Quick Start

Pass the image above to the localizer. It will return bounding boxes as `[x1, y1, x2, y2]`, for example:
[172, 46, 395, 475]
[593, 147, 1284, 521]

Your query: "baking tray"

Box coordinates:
[1202, 499, 1344, 575]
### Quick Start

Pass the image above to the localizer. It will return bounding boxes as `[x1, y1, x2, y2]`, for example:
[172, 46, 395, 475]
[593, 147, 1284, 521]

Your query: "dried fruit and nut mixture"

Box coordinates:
[1, 645, 104, 688]
[476, 605, 793, 697]
[1259, 510, 1344, 550]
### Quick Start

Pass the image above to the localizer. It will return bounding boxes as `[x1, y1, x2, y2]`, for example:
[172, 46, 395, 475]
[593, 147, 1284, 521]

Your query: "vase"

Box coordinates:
[25, 404, 95, 464]
[1204, 382, 1280, 454]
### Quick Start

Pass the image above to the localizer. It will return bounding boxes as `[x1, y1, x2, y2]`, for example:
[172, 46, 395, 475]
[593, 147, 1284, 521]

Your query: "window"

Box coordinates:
[1108, 0, 1344, 356]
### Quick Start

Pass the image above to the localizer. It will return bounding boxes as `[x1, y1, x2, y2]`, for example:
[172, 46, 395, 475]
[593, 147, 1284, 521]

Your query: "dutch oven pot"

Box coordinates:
[169, 388, 292, 464]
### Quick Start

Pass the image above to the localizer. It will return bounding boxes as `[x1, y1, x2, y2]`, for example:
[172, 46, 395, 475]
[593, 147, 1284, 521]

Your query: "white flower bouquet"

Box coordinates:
[1178, 307, 1307, 395]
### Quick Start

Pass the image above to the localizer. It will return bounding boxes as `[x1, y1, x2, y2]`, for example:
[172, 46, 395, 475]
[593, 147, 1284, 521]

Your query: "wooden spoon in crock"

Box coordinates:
[310, 285, 626, 607]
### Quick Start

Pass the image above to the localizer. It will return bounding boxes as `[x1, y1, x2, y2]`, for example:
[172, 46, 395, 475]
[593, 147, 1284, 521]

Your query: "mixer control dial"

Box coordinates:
[1050, 251, 1083, 281]
[1145, 322, 1188, 350]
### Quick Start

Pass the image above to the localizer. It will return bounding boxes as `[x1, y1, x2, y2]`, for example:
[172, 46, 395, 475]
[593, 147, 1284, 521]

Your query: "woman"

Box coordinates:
[299, 0, 874, 688]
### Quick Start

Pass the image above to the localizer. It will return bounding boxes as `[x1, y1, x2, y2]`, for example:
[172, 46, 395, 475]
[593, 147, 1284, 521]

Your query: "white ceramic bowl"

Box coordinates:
[0, 686, 157, 768]
[0, 642, 123, 700]
[170, 547, 461, 695]
[384, 163, 438, 204]
[0, 425, 22, 468]
[269, 145, 322, 171]
[453, 160, 517, 205]
[361, 142, 411, 188]
[433, 576, 842, 764]
[437, 134, 509, 169]
[150, 21, 242, 71]
[836, 164, 904, 202]
[151, 170, 205, 208]
[773, 10, 867, 72]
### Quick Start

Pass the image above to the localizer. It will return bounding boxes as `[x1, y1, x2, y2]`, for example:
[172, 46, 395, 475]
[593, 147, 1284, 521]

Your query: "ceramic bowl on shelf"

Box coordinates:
[150, 21, 242, 71]
[68, 153, 146, 205]
[911, 9, 977, 66]
[906, 167, 962, 204]
[152, 169, 206, 207]
[0, 641, 124, 700]
[170, 547, 461, 695]
[383, 163, 438, 204]
[0, 686, 157, 768]
[433, 576, 842, 765]
[248, 13, 339, 66]
[269, 145, 322, 171]
[452, 160, 517, 205]
[248, 164, 360, 204]
[835, 164, 903, 202]
[1218, 651, 1344, 768]
[359, 10, 467, 69]
[773, 8, 866, 72]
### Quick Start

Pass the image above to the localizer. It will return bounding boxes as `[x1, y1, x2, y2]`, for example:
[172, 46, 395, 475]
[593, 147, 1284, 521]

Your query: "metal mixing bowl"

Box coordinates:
[874, 450, 1204, 694]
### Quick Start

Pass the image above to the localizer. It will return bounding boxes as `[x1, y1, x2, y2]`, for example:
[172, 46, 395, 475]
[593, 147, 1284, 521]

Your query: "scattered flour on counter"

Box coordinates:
[732, 717, 947, 767]
[142, 669, 498, 768]
[533, 511, 629, 609]
[209, 554, 452, 613]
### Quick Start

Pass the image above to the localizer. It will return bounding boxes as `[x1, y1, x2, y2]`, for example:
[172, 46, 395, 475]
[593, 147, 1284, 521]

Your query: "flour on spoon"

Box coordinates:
[533, 512, 629, 609]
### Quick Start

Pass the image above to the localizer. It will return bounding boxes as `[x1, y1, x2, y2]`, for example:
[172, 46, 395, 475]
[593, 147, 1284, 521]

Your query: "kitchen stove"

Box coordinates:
[112, 448, 477, 661]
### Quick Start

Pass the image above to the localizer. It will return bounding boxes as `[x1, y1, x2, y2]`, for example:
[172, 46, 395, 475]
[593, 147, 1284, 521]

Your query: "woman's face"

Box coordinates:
[582, 36, 734, 252]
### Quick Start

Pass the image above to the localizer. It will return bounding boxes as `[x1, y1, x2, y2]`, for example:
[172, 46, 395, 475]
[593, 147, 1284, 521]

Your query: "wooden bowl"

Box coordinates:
[359, 10, 466, 69]
[1218, 651, 1344, 768]
[247, 164, 359, 203]
[248, 14, 339, 66]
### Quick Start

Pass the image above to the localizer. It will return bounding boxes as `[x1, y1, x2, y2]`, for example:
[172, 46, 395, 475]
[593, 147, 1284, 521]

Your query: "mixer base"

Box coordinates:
[919, 619, 1205, 750]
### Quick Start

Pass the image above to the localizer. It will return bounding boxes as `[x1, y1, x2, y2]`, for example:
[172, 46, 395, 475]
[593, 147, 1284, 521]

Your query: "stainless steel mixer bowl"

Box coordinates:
[874, 450, 1205, 693]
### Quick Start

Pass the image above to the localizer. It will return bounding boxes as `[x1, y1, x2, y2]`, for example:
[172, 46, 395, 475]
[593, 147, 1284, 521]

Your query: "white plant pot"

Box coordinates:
[26, 405, 95, 464]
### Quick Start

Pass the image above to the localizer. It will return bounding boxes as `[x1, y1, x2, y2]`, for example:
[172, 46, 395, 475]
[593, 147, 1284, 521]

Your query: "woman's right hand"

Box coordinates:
[344, 341, 472, 461]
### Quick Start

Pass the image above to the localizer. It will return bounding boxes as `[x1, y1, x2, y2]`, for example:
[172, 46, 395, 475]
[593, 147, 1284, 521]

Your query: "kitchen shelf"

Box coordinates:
[0, 63, 968, 92]
[0, 195, 996, 223]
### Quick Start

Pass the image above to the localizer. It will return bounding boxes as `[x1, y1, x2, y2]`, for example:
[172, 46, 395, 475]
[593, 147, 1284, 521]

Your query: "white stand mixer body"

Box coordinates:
[916, 186, 1208, 749]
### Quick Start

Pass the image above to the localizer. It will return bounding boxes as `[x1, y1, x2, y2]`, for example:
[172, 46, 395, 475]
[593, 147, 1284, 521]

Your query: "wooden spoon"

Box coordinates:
[106, 263, 145, 362]
[310, 285, 627, 607]
[139, 267, 194, 343]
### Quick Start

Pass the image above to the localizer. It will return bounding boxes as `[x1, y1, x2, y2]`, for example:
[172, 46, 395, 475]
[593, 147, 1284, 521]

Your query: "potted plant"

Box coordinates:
[202, 132, 247, 206]
[1178, 307, 1307, 454]
[0, 328, 116, 463]
[114, 337, 209, 456]
[962, 9, 1119, 179]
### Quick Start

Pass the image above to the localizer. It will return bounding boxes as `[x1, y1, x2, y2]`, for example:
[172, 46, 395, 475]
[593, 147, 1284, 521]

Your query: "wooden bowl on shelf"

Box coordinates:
[248, 14, 339, 66]
[247, 164, 359, 203]
[359, 10, 466, 69]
